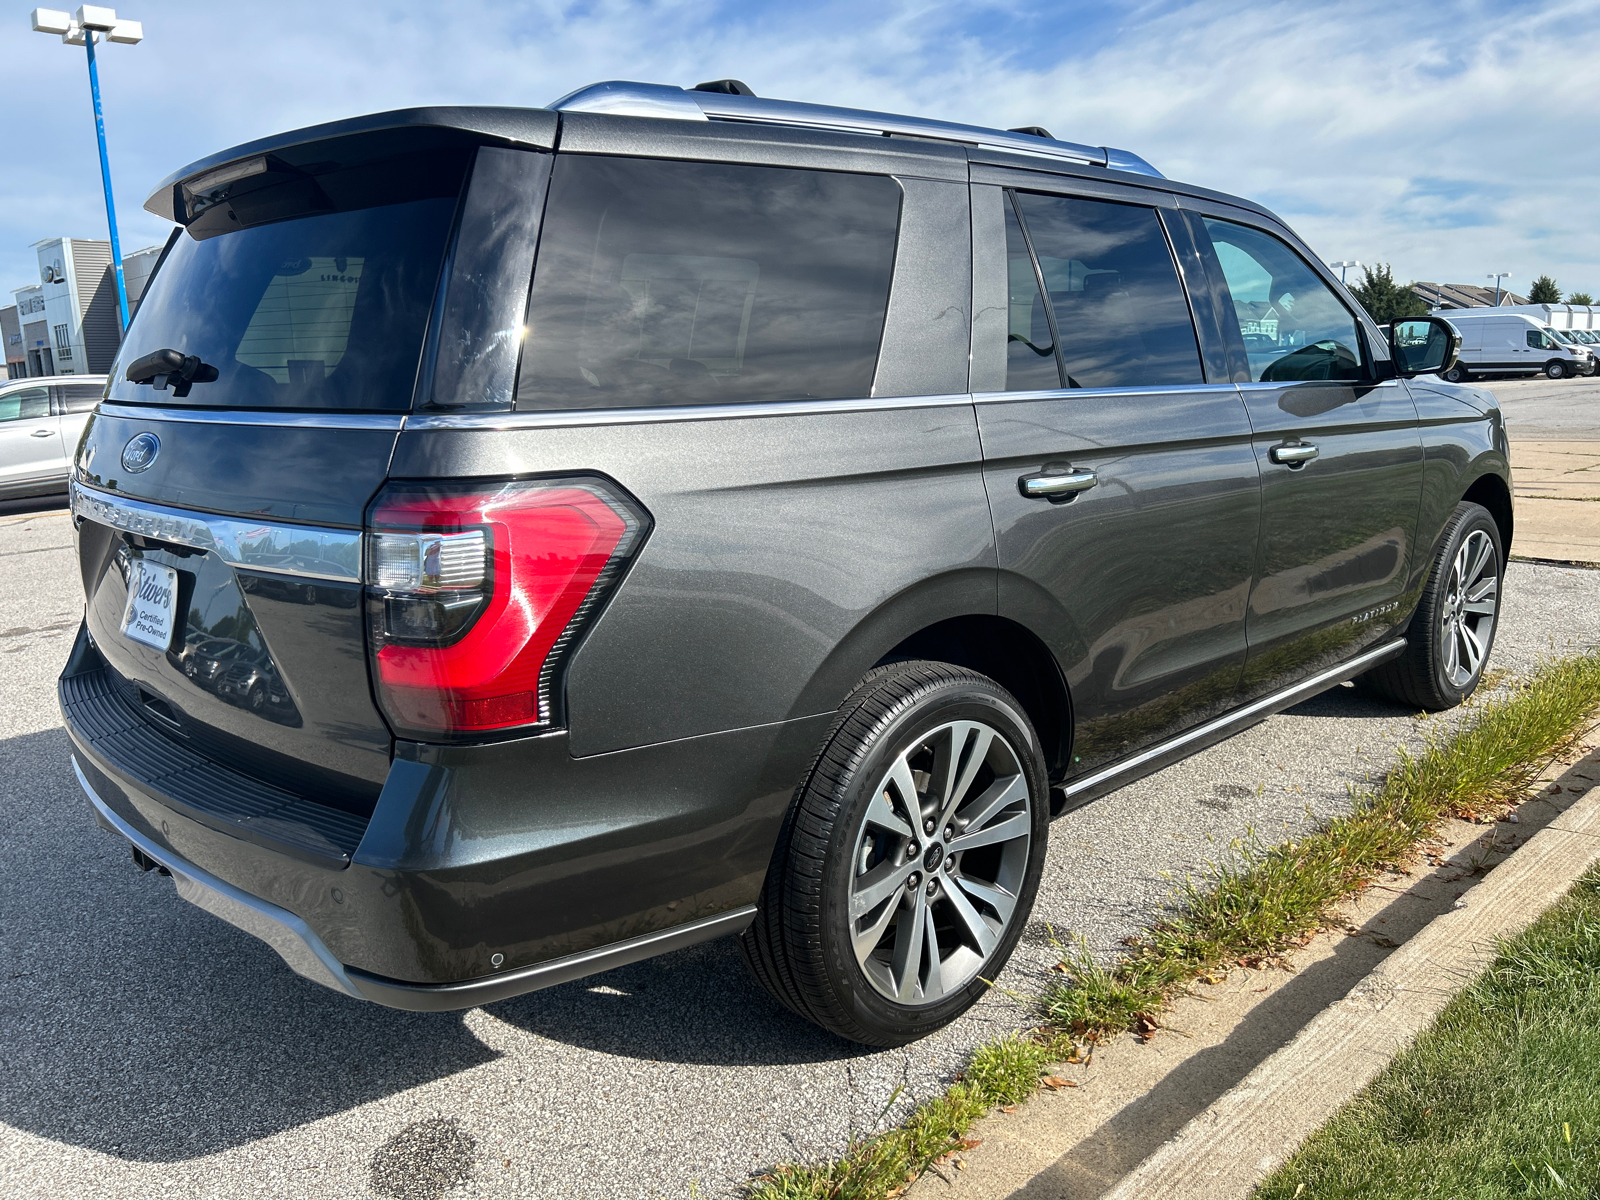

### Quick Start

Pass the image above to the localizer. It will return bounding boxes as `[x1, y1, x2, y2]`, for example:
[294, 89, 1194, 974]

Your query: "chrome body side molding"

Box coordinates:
[407, 392, 973, 431]
[70, 480, 363, 582]
[1062, 638, 1409, 803]
[95, 403, 407, 430]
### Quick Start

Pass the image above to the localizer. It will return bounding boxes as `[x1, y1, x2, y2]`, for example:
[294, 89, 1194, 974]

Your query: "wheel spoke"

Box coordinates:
[955, 875, 1018, 927]
[885, 755, 922, 823]
[1467, 534, 1494, 586]
[943, 878, 998, 956]
[851, 887, 903, 962]
[851, 857, 918, 918]
[890, 892, 929, 1002]
[936, 723, 993, 831]
[1460, 622, 1485, 675]
[863, 786, 914, 841]
[1463, 600, 1497, 617]
[1443, 621, 1461, 679]
[921, 907, 944, 1000]
[954, 773, 1028, 840]
[950, 812, 1030, 854]
[1466, 574, 1498, 604]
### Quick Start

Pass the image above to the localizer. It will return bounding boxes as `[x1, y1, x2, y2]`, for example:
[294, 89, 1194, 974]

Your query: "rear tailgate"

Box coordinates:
[71, 411, 397, 811]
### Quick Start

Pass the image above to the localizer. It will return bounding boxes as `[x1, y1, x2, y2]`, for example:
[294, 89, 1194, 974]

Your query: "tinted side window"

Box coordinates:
[0, 387, 50, 421]
[1012, 192, 1203, 389]
[56, 383, 103, 413]
[1201, 218, 1364, 383]
[516, 157, 902, 410]
[1003, 196, 1060, 391]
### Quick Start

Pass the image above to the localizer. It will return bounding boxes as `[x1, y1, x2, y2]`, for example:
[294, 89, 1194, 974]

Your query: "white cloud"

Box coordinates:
[4, 0, 1599, 300]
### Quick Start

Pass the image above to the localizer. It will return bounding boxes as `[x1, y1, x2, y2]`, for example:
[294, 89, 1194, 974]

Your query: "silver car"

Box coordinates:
[0, 375, 105, 498]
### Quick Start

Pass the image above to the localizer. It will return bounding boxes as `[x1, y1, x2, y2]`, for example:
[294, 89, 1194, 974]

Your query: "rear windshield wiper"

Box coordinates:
[126, 348, 220, 398]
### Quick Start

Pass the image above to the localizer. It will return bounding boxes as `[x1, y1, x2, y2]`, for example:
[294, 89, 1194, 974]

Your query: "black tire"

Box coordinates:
[1360, 502, 1502, 711]
[740, 661, 1049, 1046]
[1546, 360, 1568, 379]
[1442, 364, 1470, 383]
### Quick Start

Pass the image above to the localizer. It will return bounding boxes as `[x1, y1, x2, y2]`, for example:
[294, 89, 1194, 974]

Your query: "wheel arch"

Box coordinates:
[1462, 471, 1513, 557]
[872, 615, 1073, 791]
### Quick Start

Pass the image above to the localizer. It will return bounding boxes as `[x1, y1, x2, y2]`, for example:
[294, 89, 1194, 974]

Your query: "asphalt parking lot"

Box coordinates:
[2, 379, 1597, 1200]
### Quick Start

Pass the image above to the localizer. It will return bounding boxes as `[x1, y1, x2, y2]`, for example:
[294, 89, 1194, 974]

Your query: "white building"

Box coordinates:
[13, 237, 120, 376]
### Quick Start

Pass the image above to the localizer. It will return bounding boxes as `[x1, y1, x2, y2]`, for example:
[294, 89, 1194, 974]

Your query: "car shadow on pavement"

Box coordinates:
[484, 937, 872, 1067]
[0, 726, 500, 1163]
[0, 726, 863, 1163]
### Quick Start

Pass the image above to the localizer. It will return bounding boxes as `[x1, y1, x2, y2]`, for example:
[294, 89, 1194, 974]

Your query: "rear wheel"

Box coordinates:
[1546, 360, 1569, 379]
[741, 661, 1049, 1046]
[1442, 363, 1471, 383]
[1360, 502, 1502, 711]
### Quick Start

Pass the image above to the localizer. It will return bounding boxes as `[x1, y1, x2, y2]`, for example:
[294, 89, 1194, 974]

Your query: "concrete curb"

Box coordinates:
[1101, 783, 1600, 1200]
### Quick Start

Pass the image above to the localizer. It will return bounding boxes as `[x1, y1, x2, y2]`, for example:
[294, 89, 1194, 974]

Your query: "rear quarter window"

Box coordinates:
[515, 156, 902, 410]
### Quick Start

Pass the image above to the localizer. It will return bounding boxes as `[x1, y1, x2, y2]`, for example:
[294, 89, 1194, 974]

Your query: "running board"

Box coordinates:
[1060, 638, 1408, 808]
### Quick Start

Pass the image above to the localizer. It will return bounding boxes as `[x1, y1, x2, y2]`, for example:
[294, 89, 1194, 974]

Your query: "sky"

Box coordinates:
[5, 0, 1600, 303]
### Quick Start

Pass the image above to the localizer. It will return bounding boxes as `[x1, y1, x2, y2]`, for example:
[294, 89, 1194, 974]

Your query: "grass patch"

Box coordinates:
[748, 651, 1600, 1200]
[1043, 650, 1600, 1040]
[1257, 866, 1600, 1198]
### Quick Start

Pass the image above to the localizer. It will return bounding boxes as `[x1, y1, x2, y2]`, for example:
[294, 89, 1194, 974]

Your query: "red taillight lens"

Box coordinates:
[365, 477, 646, 738]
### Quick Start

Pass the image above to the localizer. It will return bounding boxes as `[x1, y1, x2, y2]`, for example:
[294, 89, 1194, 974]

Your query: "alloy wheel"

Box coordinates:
[848, 720, 1032, 1007]
[1441, 528, 1498, 689]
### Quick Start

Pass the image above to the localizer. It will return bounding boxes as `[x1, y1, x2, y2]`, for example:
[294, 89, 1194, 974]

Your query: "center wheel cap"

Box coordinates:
[923, 842, 945, 872]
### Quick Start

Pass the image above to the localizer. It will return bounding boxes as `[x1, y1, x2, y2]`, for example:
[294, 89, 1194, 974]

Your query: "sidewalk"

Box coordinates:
[909, 734, 1600, 1200]
[1510, 438, 1600, 566]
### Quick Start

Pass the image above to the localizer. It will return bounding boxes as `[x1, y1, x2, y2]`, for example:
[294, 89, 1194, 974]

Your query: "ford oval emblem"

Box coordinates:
[121, 432, 160, 474]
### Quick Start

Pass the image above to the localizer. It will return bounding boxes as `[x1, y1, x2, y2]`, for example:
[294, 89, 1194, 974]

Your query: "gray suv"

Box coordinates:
[61, 80, 1509, 1046]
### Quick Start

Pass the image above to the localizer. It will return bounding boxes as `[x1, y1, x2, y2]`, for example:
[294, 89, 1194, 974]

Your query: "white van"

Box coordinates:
[1435, 311, 1592, 381]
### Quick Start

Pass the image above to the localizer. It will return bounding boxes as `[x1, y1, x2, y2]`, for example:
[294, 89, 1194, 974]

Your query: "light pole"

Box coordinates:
[1330, 260, 1363, 285]
[1488, 272, 1512, 308]
[29, 7, 143, 334]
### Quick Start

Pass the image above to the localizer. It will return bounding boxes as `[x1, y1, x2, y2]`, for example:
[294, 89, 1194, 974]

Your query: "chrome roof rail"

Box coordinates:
[548, 81, 1163, 179]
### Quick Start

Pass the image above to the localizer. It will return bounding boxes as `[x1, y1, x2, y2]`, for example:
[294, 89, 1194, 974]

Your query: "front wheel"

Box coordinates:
[1360, 501, 1502, 711]
[741, 661, 1049, 1046]
[1546, 360, 1569, 379]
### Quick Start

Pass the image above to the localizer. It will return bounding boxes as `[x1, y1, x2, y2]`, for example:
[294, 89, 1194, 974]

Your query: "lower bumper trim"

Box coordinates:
[344, 906, 758, 1012]
[72, 754, 757, 1011]
[72, 755, 366, 1000]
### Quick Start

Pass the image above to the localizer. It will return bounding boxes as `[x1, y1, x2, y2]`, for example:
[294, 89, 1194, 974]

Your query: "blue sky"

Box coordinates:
[5, 0, 1600, 302]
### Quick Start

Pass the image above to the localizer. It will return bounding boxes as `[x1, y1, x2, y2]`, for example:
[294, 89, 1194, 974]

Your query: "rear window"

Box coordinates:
[515, 156, 902, 410]
[106, 146, 470, 410]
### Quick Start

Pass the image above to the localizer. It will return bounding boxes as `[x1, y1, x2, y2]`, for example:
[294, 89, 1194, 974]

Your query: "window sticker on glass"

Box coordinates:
[235, 256, 365, 386]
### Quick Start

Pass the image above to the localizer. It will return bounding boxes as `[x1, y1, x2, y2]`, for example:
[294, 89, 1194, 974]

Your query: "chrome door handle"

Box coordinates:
[1269, 441, 1319, 466]
[31, 429, 55, 438]
[1019, 466, 1098, 499]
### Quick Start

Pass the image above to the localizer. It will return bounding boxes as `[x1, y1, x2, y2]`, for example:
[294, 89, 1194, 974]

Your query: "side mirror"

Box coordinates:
[1389, 317, 1461, 378]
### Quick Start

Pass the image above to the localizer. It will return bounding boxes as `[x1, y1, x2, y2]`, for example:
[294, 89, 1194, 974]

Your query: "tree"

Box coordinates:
[1528, 275, 1561, 304]
[1351, 263, 1429, 324]
[1568, 291, 1594, 306]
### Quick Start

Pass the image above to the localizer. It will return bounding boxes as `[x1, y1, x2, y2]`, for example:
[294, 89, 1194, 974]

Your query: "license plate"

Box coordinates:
[120, 559, 179, 652]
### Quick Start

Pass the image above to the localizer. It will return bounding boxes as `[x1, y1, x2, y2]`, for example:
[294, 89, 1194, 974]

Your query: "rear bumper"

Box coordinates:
[62, 628, 826, 1007]
[73, 756, 754, 1010]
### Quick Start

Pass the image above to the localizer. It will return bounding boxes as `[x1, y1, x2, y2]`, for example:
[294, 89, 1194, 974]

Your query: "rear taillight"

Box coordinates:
[365, 477, 647, 739]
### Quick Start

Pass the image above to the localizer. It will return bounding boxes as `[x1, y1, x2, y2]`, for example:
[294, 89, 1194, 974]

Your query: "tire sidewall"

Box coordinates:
[1547, 361, 1566, 379]
[1427, 506, 1503, 704]
[812, 682, 1049, 1042]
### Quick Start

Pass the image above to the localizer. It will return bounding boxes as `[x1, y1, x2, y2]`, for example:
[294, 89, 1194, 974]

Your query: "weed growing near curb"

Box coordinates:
[1044, 650, 1600, 1037]
[747, 651, 1600, 1200]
